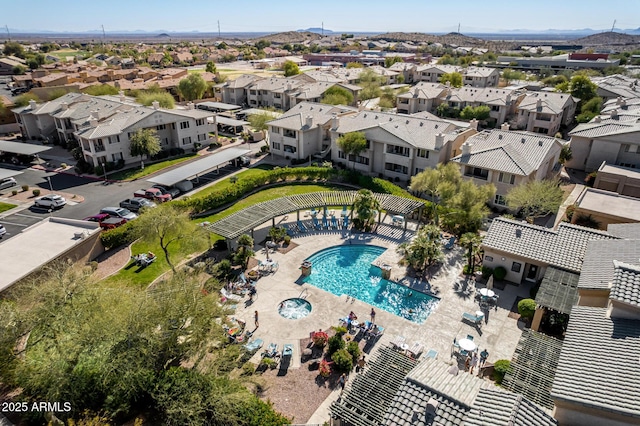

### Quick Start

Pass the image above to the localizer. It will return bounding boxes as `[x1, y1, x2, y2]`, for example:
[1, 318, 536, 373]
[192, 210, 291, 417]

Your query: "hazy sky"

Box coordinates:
[4, 0, 640, 33]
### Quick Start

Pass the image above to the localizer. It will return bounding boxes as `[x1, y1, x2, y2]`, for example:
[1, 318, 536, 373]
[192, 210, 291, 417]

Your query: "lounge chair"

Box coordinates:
[297, 220, 307, 232]
[262, 343, 280, 358]
[243, 338, 264, 353]
[426, 349, 438, 360]
[466, 334, 474, 341]
[342, 215, 349, 229]
[312, 216, 321, 230]
[331, 216, 338, 229]
[282, 344, 293, 357]
[340, 206, 348, 217]
[322, 216, 329, 229]
[390, 335, 406, 350]
[462, 312, 483, 325]
[221, 288, 243, 302]
[407, 342, 424, 359]
[283, 224, 294, 235]
[444, 236, 456, 250]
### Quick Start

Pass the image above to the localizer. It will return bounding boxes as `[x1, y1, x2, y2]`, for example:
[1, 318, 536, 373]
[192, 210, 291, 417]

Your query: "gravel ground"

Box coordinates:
[92, 245, 131, 280]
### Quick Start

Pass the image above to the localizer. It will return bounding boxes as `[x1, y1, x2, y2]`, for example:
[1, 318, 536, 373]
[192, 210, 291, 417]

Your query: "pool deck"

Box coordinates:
[231, 216, 532, 422]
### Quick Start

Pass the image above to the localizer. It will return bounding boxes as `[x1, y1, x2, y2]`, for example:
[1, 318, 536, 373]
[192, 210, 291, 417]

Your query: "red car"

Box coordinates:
[83, 213, 127, 230]
[133, 187, 172, 203]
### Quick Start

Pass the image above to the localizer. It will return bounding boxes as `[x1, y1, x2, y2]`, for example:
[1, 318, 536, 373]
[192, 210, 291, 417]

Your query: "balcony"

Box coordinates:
[94, 144, 106, 153]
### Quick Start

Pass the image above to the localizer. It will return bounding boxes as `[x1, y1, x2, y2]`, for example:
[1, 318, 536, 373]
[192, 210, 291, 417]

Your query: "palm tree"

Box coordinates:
[397, 224, 443, 272]
[235, 234, 255, 269]
[351, 189, 380, 231]
[459, 232, 483, 273]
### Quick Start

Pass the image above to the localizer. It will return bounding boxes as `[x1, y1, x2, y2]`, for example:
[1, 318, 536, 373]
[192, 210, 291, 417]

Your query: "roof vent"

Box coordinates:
[420, 122, 424, 126]
[364, 113, 367, 118]
[521, 138, 526, 143]
[498, 134, 503, 140]
[538, 140, 543, 146]
[406, 120, 409, 124]
[516, 229, 522, 238]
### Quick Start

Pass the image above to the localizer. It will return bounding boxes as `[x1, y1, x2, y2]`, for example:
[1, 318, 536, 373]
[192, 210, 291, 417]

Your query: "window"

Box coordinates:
[274, 93, 281, 98]
[283, 144, 296, 153]
[466, 166, 488, 180]
[417, 149, 429, 158]
[356, 155, 369, 165]
[182, 136, 191, 145]
[619, 162, 637, 169]
[498, 172, 515, 185]
[484, 255, 493, 262]
[283, 129, 296, 138]
[494, 194, 507, 206]
[338, 150, 346, 159]
[108, 135, 120, 144]
[415, 167, 424, 174]
[197, 133, 207, 141]
[623, 144, 639, 153]
[511, 262, 522, 273]
[171, 123, 176, 130]
[271, 127, 280, 134]
[180, 121, 190, 129]
[271, 142, 281, 150]
[491, 105, 500, 111]
[196, 118, 205, 126]
[156, 124, 166, 130]
[111, 152, 123, 162]
[386, 144, 410, 157]
[385, 163, 408, 174]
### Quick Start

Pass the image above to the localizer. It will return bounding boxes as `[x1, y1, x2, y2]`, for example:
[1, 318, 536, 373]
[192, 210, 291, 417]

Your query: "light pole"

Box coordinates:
[101, 162, 108, 183]
[47, 176, 53, 193]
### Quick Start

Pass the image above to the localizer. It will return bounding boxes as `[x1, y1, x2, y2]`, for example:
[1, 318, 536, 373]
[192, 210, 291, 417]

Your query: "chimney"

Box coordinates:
[435, 133, 445, 148]
[620, 99, 627, 108]
[90, 110, 99, 120]
[305, 115, 313, 128]
[506, 94, 512, 103]
[331, 113, 339, 129]
[60, 102, 68, 110]
[89, 117, 98, 127]
[287, 82, 292, 91]
[616, 96, 623, 105]
[152, 101, 160, 110]
[187, 102, 194, 110]
[461, 141, 472, 156]
[593, 115, 602, 123]
[611, 109, 618, 118]
[469, 118, 478, 131]
[536, 98, 542, 109]
[119, 90, 125, 102]
[29, 99, 37, 110]
[501, 122, 510, 131]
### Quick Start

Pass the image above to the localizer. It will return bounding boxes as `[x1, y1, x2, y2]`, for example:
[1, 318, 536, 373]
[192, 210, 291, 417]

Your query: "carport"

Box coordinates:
[196, 101, 242, 114]
[147, 147, 251, 187]
[215, 116, 249, 136]
[0, 168, 23, 180]
[0, 140, 52, 156]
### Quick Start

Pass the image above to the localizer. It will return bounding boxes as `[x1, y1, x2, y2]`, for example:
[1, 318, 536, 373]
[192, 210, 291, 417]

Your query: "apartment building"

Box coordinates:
[515, 92, 579, 136]
[414, 64, 499, 87]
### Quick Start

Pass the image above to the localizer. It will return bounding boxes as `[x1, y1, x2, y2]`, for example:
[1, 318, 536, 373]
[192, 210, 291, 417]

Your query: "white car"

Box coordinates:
[0, 224, 6, 239]
[34, 194, 67, 209]
[0, 177, 17, 190]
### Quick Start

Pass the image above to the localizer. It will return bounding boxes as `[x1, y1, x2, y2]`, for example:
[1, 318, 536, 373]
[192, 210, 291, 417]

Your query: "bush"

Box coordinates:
[11, 190, 18, 196]
[283, 235, 291, 245]
[493, 359, 511, 384]
[21, 185, 29, 192]
[481, 266, 493, 279]
[209, 141, 221, 150]
[312, 331, 329, 347]
[517, 298, 536, 320]
[346, 341, 360, 362]
[331, 349, 354, 373]
[100, 221, 138, 249]
[32, 189, 40, 196]
[319, 359, 332, 378]
[565, 204, 576, 221]
[327, 334, 345, 356]
[493, 266, 507, 281]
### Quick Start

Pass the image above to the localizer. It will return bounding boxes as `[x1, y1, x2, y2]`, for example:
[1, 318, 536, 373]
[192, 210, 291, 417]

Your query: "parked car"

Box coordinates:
[173, 180, 193, 194]
[152, 185, 180, 198]
[83, 213, 127, 230]
[100, 207, 138, 221]
[0, 177, 17, 190]
[119, 197, 156, 212]
[133, 188, 172, 203]
[0, 224, 6, 239]
[34, 194, 67, 209]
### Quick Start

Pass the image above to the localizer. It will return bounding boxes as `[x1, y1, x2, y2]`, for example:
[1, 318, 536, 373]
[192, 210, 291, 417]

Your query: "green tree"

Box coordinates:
[12, 65, 26, 75]
[3, 41, 25, 58]
[13, 93, 40, 107]
[321, 86, 354, 106]
[282, 60, 300, 77]
[409, 163, 461, 223]
[559, 144, 572, 165]
[506, 179, 564, 222]
[351, 189, 380, 232]
[460, 105, 491, 121]
[501, 68, 525, 84]
[205, 61, 217, 73]
[235, 234, 255, 269]
[178, 73, 208, 101]
[397, 224, 443, 271]
[129, 128, 161, 167]
[439, 72, 463, 88]
[82, 84, 120, 96]
[346, 62, 364, 68]
[384, 56, 403, 68]
[441, 180, 495, 235]
[576, 96, 603, 123]
[134, 204, 207, 272]
[569, 74, 597, 104]
[358, 68, 382, 100]
[542, 74, 568, 86]
[136, 91, 175, 108]
[337, 131, 367, 169]
[378, 87, 396, 109]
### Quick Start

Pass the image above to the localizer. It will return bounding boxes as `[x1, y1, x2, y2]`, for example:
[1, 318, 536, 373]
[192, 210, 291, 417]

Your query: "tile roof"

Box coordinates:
[482, 218, 614, 273]
[517, 92, 578, 115]
[217, 73, 264, 89]
[465, 388, 557, 426]
[266, 102, 357, 130]
[445, 87, 515, 106]
[550, 306, 640, 418]
[610, 260, 640, 307]
[578, 239, 640, 290]
[569, 122, 640, 138]
[451, 129, 561, 176]
[397, 82, 447, 100]
[607, 223, 640, 240]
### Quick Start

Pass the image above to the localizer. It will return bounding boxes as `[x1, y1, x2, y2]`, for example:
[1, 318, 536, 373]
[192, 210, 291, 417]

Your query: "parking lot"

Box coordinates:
[0, 210, 43, 239]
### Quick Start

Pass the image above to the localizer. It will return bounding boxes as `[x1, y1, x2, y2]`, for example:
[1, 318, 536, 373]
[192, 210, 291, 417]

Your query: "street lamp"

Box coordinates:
[47, 176, 53, 193]
[101, 162, 108, 183]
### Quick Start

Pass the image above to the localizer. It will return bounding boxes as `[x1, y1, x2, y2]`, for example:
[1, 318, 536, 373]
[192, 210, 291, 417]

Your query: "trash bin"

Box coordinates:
[301, 261, 312, 276]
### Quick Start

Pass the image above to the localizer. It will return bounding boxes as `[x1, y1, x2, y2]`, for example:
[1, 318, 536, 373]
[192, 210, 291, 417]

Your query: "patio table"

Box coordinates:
[479, 288, 495, 298]
[458, 338, 477, 352]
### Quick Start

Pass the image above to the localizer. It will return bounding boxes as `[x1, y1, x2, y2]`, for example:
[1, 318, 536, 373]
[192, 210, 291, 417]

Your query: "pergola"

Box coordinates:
[205, 191, 425, 241]
[531, 266, 580, 332]
[502, 329, 564, 410]
[330, 347, 418, 426]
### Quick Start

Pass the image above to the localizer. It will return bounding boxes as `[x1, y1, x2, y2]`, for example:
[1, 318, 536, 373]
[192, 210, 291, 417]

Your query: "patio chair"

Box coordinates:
[297, 220, 307, 232]
[426, 349, 438, 360]
[444, 236, 456, 250]
[466, 335, 474, 341]
[322, 216, 329, 229]
[340, 205, 348, 217]
[262, 343, 279, 358]
[283, 224, 295, 235]
[462, 312, 483, 325]
[407, 342, 424, 359]
[390, 335, 406, 350]
[243, 338, 264, 353]
[331, 216, 338, 229]
[312, 216, 321, 230]
[342, 215, 349, 229]
[220, 288, 243, 302]
[282, 344, 293, 358]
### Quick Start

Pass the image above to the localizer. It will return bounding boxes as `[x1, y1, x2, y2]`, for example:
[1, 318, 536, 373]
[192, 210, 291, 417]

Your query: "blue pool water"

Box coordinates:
[302, 245, 439, 324]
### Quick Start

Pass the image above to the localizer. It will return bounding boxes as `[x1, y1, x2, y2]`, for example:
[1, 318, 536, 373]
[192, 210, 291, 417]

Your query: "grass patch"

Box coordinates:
[48, 49, 89, 59]
[108, 154, 197, 181]
[0, 202, 17, 214]
[187, 68, 205, 73]
[195, 184, 343, 224]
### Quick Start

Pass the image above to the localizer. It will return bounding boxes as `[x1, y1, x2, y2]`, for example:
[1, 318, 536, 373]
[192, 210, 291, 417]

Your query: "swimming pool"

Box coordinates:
[302, 245, 439, 324]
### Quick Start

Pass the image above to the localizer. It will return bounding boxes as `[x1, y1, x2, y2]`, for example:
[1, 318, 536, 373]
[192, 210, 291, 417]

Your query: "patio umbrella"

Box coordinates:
[486, 275, 494, 290]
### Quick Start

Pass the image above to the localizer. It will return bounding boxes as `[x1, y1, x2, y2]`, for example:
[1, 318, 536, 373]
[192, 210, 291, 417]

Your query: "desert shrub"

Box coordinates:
[283, 235, 291, 245]
[493, 359, 511, 384]
[32, 189, 40, 196]
[517, 298, 536, 319]
[100, 221, 138, 249]
[331, 325, 348, 336]
[312, 331, 329, 347]
[11, 190, 18, 196]
[493, 266, 507, 281]
[331, 348, 354, 373]
[346, 341, 360, 362]
[21, 185, 29, 192]
[327, 334, 345, 356]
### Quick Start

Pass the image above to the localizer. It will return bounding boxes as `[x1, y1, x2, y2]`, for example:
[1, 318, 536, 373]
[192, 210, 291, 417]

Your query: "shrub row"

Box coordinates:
[100, 221, 138, 249]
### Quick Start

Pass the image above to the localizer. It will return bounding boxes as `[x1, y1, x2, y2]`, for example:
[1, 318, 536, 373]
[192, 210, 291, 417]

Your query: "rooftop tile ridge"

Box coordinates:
[557, 221, 615, 237]
[493, 217, 559, 234]
[612, 259, 640, 273]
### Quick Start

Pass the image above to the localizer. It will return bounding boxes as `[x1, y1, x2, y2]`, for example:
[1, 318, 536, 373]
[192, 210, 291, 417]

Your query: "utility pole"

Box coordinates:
[218, 20, 221, 38]
[458, 23, 460, 34]
[322, 22, 324, 36]
[101, 24, 106, 47]
[611, 19, 616, 32]
[5, 25, 10, 41]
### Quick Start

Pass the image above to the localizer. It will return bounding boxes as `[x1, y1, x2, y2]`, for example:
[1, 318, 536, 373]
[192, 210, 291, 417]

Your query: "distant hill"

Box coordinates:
[251, 31, 325, 44]
[298, 27, 334, 35]
[572, 31, 640, 45]
[370, 31, 487, 46]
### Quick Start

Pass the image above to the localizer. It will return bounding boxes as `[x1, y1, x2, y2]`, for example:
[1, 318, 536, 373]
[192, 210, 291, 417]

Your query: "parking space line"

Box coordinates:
[14, 213, 43, 219]
[0, 221, 29, 227]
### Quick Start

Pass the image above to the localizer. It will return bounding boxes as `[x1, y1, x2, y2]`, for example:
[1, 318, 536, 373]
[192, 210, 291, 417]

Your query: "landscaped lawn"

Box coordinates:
[0, 202, 16, 214]
[108, 154, 197, 181]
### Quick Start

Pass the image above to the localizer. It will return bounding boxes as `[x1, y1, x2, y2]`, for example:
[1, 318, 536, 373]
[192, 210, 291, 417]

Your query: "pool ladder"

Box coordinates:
[299, 288, 309, 300]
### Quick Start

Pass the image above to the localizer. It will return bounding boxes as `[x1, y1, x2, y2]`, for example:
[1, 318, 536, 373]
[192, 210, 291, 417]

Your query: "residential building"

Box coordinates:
[515, 92, 579, 135]
[592, 74, 640, 101]
[214, 74, 265, 106]
[396, 82, 448, 115]
[451, 129, 563, 208]
[414, 64, 499, 87]
[0, 95, 19, 134]
[0, 56, 26, 75]
[593, 161, 640, 197]
[329, 109, 475, 181]
[571, 187, 640, 229]
[267, 102, 358, 160]
[495, 53, 620, 71]
[246, 77, 304, 110]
